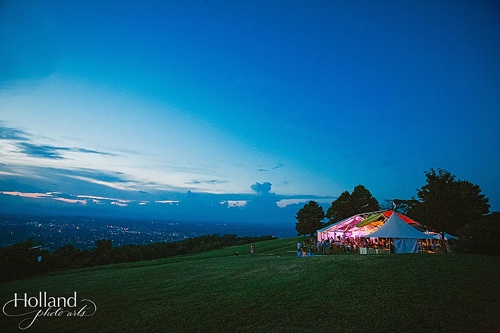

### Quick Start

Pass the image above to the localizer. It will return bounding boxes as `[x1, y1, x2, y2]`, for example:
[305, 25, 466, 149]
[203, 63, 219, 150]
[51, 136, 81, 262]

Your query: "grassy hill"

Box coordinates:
[1, 237, 499, 333]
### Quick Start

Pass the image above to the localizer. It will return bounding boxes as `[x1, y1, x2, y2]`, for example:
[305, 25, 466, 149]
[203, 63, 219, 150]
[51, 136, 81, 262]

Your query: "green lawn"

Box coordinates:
[1, 238, 499, 333]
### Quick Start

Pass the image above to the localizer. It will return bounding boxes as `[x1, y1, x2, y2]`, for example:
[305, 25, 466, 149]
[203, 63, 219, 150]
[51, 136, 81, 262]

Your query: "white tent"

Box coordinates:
[440, 232, 459, 240]
[363, 210, 436, 253]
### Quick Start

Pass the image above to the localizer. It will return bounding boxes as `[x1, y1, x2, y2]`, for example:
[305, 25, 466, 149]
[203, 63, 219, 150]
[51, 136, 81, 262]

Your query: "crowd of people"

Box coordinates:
[297, 236, 446, 255]
[420, 239, 444, 253]
[297, 236, 370, 255]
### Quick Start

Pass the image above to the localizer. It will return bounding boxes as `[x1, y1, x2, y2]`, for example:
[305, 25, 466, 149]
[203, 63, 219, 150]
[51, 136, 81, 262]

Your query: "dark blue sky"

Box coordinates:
[1, 0, 499, 217]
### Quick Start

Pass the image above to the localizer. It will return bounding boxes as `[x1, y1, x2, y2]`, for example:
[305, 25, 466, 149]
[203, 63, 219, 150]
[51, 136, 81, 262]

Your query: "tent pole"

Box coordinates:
[441, 231, 446, 253]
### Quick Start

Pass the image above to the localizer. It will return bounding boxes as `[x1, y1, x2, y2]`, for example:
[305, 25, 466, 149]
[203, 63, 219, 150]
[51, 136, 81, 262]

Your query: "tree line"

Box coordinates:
[295, 168, 499, 255]
[0, 234, 275, 281]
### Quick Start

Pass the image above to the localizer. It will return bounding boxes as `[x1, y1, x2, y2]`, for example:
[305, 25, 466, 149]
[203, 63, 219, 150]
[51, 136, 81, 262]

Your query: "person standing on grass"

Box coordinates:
[250, 243, 255, 255]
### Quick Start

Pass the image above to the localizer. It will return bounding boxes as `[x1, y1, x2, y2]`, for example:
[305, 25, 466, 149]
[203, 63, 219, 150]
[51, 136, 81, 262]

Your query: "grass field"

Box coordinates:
[1, 238, 499, 333]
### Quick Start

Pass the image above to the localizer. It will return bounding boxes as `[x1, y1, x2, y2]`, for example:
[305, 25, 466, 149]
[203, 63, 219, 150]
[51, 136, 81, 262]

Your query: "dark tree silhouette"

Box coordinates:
[326, 191, 352, 224]
[409, 168, 490, 236]
[295, 200, 326, 236]
[326, 185, 380, 223]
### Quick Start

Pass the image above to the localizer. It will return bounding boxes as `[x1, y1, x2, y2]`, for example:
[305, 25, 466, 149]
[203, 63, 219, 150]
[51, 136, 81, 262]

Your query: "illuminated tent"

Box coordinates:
[317, 214, 371, 241]
[363, 211, 436, 253]
[316, 210, 420, 241]
[357, 210, 421, 228]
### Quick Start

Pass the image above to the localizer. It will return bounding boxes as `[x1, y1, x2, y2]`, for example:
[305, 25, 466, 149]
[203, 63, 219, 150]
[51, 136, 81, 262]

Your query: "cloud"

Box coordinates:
[155, 200, 179, 205]
[76, 195, 130, 204]
[67, 175, 132, 191]
[222, 200, 247, 208]
[17, 142, 66, 159]
[72, 147, 120, 157]
[186, 179, 230, 185]
[53, 197, 87, 205]
[61, 168, 128, 184]
[257, 163, 284, 172]
[1, 124, 119, 159]
[1, 190, 85, 205]
[0, 124, 30, 140]
[0, 191, 52, 199]
[0, 170, 19, 176]
[111, 201, 128, 207]
[273, 163, 284, 170]
[16, 142, 120, 159]
[251, 182, 272, 195]
[0, 165, 144, 200]
[1, 189, 135, 207]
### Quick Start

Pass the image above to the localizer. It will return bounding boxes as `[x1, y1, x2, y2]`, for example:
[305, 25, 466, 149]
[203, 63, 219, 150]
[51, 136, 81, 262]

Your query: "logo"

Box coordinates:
[2, 292, 97, 330]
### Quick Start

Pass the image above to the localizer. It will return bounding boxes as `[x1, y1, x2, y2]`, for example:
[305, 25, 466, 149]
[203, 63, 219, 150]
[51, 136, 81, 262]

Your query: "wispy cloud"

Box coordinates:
[111, 201, 128, 207]
[17, 142, 66, 159]
[1, 123, 120, 160]
[60, 168, 128, 184]
[221, 200, 247, 208]
[276, 197, 336, 208]
[0, 191, 52, 199]
[76, 195, 130, 204]
[155, 200, 179, 205]
[0, 123, 303, 201]
[1, 190, 127, 206]
[0, 124, 30, 140]
[16, 142, 120, 159]
[186, 179, 230, 185]
[257, 163, 284, 172]
[0, 170, 19, 176]
[53, 197, 87, 204]
[0, 164, 160, 198]
[72, 147, 120, 157]
[67, 175, 132, 191]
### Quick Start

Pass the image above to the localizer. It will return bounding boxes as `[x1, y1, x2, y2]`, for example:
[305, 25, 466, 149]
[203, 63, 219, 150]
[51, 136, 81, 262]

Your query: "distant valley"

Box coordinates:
[0, 215, 295, 251]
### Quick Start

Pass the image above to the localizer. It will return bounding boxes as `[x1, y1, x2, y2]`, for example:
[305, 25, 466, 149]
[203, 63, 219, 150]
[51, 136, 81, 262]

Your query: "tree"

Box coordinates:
[350, 184, 380, 212]
[326, 185, 380, 223]
[51, 244, 82, 269]
[409, 168, 490, 235]
[295, 201, 325, 236]
[454, 212, 500, 255]
[94, 239, 112, 254]
[0, 239, 49, 281]
[325, 191, 351, 224]
[383, 198, 419, 215]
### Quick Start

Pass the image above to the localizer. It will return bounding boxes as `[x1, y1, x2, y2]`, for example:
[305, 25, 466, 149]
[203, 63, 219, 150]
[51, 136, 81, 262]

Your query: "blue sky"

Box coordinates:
[1, 0, 499, 222]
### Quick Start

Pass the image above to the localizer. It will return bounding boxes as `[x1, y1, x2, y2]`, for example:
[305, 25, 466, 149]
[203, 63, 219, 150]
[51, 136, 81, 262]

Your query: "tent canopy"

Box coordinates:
[316, 210, 449, 242]
[363, 210, 436, 239]
[355, 213, 383, 228]
[439, 232, 459, 240]
[382, 210, 420, 226]
[317, 215, 365, 233]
